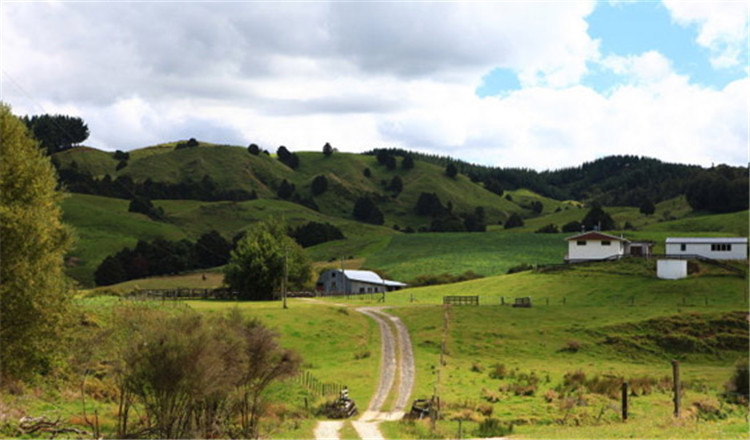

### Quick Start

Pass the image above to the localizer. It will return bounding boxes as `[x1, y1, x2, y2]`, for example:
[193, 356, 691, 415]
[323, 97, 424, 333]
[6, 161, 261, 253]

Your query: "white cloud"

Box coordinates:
[1, 1, 746, 171]
[663, 0, 749, 68]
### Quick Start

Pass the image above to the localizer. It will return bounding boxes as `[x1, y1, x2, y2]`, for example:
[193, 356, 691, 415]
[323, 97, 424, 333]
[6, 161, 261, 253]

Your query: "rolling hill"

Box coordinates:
[53, 142, 748, 287]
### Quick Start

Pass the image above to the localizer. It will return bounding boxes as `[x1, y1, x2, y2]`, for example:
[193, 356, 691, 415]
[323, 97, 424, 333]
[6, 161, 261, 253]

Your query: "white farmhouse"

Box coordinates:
[665, 237, 748, 260]
[316, 269, 407, 295]
[564, 232, 629, 263]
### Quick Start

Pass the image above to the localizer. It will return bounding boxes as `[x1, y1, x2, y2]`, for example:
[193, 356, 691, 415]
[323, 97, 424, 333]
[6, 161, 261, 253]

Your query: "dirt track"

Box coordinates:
[310, 303, 415, 440]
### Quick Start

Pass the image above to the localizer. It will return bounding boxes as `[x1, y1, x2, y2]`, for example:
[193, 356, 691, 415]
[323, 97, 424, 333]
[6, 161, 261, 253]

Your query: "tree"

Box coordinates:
[223, 221, 311, 300]
[389, 176, 403, 194]
[248, 143, 260, 155]
[290, 221, 345, 248]
[22, 113, 89, 155]
[322, 142, 333, 157]
[639, 199, 655, 216]
[504, 213, 524, 229]
[363, 168, 371, 178]
[446, 163, 458, 178]
[276, 146, 299, 169]
[128, 195, 164, 220]
[535, 224, 559, 233]
[484, 178, 504, 196]
[196, 230, 231, 268]
[415, 192, 445, 217]
[561, 220, 583, 233]
[352, 196, 384, 225]
[94, 255, 128, 286]
[402, 155, 414, 170]
[385, 155, 397, 170]
[581, 203, 616, 231]
[277, 179, 295, 199]
[311, 175, 328, 196]
[1, 104, 73, 381]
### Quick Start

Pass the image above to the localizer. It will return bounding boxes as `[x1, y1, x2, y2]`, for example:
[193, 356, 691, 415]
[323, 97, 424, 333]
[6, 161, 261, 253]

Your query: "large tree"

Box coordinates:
[21, 113, 89, 155]
[1, 104, 73, 380]
[223, 221, 311, 300]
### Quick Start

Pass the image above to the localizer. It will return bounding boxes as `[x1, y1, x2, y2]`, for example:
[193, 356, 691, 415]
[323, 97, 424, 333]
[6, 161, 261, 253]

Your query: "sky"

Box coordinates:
[2, 0, 748, 171]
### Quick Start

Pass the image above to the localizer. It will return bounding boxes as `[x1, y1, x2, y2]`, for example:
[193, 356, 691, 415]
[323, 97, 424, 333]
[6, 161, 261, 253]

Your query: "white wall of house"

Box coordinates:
[657, 259, 687, 279]
[567, 239, 625, 261]
[666, 242, 747, 260]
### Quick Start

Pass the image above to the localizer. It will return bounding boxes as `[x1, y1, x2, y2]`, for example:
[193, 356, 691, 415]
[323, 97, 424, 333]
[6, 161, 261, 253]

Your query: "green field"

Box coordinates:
[327, 259, 749, 438]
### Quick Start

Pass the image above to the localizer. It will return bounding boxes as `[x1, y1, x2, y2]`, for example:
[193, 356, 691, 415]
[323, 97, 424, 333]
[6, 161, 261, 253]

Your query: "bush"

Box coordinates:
[535, 223, 558, 233]
[248, 143, 260, 155]
[561, 340, 581, 353]
[352, 197, 384, 225]
[277, 179, 296, 199]
[311, 175, 328, 196]
[506, 263, 533, 274]
[488, 363, 507, 380]
[473, 418, 513, 438]
[725, 358, 749, 403]
[445, 163, 458, 178]
[504, 213, 524, 229]
[276, 145, 299, 169]
[290, 221, 345, 248]
[561, 220, 582, 233]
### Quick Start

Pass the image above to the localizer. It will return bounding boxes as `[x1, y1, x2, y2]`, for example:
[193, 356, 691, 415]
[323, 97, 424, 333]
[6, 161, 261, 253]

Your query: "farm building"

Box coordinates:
[564, 231, 628, 263]
[316, 270, 407, 295]
[665, 237, 748, 260]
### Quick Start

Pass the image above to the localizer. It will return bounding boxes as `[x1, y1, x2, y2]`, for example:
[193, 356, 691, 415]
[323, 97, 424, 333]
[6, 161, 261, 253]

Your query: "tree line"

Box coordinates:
[365, 149, 748, 213]
[55, 163, 258, 202]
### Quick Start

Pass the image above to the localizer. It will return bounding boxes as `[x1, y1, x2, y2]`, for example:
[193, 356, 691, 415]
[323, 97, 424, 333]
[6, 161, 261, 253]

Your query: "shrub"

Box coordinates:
[506, 263, 533, 274]
[291, 222, 345, 248]
[311, 175, 328, 196]
[363, 168, 371, 177]
[488, 363, 507, 380]
[504, 213, 524, 229]
[352, 197, 384, 225]
[473, 418, 513, 438]
[561, 340, 581, 353]
[725, 358, 749, 403]
[535, 223, 558, 233]
[247, 143, 260, 155]
[445, 163, 458, 178]
[471, 362, 485, 373]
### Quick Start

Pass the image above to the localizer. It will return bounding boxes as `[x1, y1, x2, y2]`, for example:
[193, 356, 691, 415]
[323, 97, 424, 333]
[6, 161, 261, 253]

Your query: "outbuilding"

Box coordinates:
[665, 237, 748, 260]
[564, 231, 629, 263]
[316, 269, 407, 295]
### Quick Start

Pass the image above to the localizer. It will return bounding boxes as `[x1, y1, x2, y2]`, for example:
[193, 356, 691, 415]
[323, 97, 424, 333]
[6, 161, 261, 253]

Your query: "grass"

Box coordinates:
[363, 231, 567, 281]
[322, 258, 748, 438]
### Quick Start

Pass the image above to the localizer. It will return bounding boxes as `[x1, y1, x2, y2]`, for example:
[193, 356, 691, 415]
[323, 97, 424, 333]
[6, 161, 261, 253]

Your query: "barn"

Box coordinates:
[564, 231, 629, 263]
[665, 237, 748, 260]
[316, 269, 407, 295]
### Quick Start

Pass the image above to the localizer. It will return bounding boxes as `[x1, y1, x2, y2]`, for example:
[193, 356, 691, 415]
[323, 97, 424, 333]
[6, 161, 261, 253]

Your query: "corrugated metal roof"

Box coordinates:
[666, 237, 748, 244]
[341, 270, 407, 286]
[564, 231, 628, 242]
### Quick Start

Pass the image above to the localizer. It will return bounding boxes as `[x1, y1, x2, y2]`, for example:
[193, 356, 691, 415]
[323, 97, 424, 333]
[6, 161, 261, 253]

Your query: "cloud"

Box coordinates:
[1, 1, 746, 171]
[663, 0, 749, 68]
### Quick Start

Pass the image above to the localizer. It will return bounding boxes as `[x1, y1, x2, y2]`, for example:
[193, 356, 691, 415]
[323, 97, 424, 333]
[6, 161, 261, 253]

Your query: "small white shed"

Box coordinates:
[315, 269, 407, 295]
[657, 259, 687, 279]
[665, 237, 748, 260]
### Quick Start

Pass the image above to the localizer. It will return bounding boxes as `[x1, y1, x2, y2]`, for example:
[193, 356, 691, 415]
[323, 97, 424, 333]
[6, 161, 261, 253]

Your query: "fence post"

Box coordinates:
[501, 296, 505, 305]
[672, 360, 681, 417]
[457, 419, 462, 439]
[621, 381, 628, 421]
[546, 297, 549, 306]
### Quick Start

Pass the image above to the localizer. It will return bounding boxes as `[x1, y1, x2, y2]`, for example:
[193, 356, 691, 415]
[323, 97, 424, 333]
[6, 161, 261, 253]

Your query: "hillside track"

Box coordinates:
[305, 300, 415, 440]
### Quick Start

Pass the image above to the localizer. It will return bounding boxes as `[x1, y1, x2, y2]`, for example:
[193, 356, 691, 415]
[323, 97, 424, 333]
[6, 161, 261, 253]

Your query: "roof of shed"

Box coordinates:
[666, 237, 748, 244]
[564, 231, 629, 242]
[341, 270, 407, 287]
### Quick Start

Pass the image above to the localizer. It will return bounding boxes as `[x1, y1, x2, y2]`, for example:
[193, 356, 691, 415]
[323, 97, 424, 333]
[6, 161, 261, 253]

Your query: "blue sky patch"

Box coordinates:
[585, 1, 746, 92]
[475, 67, 521, 98]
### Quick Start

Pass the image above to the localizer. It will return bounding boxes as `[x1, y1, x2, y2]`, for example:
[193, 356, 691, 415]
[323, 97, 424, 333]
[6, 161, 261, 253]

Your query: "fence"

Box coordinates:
[127, 288, 315, 300]
[296, 370, 346, 398]
[443, 296, 479, 306]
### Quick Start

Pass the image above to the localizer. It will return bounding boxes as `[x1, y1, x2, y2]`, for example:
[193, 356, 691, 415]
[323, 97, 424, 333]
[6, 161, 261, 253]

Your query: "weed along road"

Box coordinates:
[311, 305, 415, 440]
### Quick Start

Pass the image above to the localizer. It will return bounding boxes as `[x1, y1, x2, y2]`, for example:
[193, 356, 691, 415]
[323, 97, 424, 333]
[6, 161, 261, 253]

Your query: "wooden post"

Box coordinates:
[621, 381, 628, 421]
[563, 297, 566, 305]
[672, 360, 681, 417]
[458, 419, 463, 439]
[546, 297, 549, 306]
[501, 296, 505, 305]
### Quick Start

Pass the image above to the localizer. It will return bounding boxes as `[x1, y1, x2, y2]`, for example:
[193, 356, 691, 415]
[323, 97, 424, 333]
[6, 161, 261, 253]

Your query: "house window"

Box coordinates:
[331, 272, 336, 278]
[601, 241, 611, 246]
[577, 240, 586, 246]
[711, 244, 731, 252]
[680, 244, 686, 252]
[331, 282, 336, 289]
[359, 287, 365, 293]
